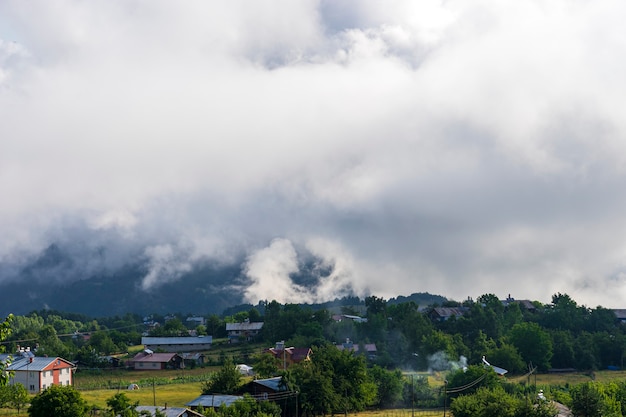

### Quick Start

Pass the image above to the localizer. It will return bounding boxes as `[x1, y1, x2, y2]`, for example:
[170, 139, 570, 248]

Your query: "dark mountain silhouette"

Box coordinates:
[0, 243, 447, 317]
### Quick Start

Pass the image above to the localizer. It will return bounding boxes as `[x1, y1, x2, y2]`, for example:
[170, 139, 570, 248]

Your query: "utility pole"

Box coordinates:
[443, 380, 447, 417]
[411, 374, 414, 417]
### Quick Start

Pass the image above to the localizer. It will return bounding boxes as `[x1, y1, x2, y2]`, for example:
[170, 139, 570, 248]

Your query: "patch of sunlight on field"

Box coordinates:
[80, 382, 205, 409]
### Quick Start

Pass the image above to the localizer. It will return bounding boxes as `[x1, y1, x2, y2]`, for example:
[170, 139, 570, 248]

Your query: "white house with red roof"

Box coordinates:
[2, 351, 76, 393]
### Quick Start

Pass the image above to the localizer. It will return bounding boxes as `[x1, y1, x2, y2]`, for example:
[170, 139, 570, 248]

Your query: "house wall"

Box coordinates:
[11, 366, 73, 393]
[134, 361, 165, 370]
[11, 371, 41, 393]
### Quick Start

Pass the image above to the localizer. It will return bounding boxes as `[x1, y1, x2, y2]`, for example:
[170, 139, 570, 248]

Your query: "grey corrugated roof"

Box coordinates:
[135, 405, 204, 417]
[7, 357, 75, 371]
[253, 377, 286, 392]
[225, 322, 264, 331]
[186, 395, 243, 408]
[142, 336, 213, 345]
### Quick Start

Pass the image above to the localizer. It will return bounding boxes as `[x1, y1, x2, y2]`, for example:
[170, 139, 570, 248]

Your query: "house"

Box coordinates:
[427, 307, 468, 322]
[141, 336, 213, 353]
[502, 295, 537, 311]
[131, 350, 182, 370]
[242, 377, 287, 398]
[265, 341, 312, 368]
[181, 352, 206, 367]
[134, 405, 204, 417]
[226, 321, 264, 343]
[186, 395, 244, 410]
[238, 377, 298, 417]
[1, 350, 76, 394]
[186, 316, 206, 326]
[336, 338, 378, 360]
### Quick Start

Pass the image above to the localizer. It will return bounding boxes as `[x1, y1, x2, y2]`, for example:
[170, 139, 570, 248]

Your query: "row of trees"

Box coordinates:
[1, 292, 624, 375]
[252, 293, 626, 373]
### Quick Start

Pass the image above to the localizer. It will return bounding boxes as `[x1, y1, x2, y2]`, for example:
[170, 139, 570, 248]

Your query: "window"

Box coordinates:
[29, 385, 35, 391]
[42, 384, 46, 389]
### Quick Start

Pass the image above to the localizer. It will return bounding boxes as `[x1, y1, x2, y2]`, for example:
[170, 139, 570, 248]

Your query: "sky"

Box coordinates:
[2, 0, 626, 308]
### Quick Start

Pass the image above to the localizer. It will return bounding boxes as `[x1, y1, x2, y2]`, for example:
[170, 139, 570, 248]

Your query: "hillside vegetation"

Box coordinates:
[2, 292, 626, 416]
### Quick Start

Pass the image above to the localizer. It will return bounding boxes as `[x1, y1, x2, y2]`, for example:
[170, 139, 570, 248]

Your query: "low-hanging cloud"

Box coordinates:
[2, 0, 626, 308]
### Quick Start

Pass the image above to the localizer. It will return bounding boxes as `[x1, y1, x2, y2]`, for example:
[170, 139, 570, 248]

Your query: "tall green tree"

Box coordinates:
[253, 352, 281, 378]
[28, 385, 90, 417]
[508, 322, 553, 371]
[550, 330, 575, 369]
[291, 344, 376, 416]
[542, 293, 587, 332]
[570, 382, 619, 417]
[0, 315, 14, 387]
[106, 392, 139, 417]
[368, 365, 403, 408]
[9, 383, 30, 414]
[485, 342, 525, 374]
[202, 358, 242, 394]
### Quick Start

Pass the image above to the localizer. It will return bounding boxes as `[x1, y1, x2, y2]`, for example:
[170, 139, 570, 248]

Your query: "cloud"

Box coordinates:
[243, 238, 306, 304]
[2, 0, 626, 308]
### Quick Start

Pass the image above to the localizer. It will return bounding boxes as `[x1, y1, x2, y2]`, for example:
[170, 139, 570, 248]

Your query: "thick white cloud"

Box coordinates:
[2, 0, 626, 307]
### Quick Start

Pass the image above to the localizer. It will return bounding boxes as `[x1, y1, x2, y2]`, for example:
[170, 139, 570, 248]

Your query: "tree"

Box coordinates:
[35, 324, 70, 358]
[89, 330, 118, 355]
[202, 358, 241, 394]
[368, 365, 403, 408]
[550, 330, 575, 369]
[106, 392, 139, 417]
[292, 344, 376, 415]
[28, 385, 90, 417]
[446, 365, 499, 398]
[365, 295, 387, 317]
[0, 315, 14, 387]
[449, 385, 557, 417]
[570, 382, 620, 417]
[485, 343, 525, 374]
[253, 352, 281, 378]
[9, 383, 29, 414]
[542, 293, 587, 332]
[508, 322, 553, 371]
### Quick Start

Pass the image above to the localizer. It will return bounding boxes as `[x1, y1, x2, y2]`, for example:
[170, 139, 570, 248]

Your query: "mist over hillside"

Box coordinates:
[0, 242, 447, 317]
[0, 242, 350, 317]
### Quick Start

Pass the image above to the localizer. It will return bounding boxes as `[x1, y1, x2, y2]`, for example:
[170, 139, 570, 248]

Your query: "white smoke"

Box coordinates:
[427, 351, 468, 372]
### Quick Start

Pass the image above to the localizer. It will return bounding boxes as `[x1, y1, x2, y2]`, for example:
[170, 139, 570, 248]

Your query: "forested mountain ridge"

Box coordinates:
[0, 242, 449, 317]
[0, 261, 244, 317]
